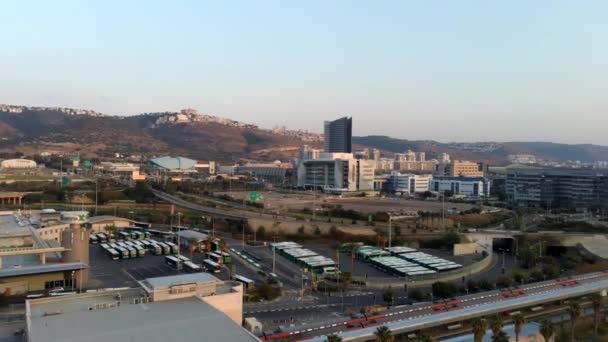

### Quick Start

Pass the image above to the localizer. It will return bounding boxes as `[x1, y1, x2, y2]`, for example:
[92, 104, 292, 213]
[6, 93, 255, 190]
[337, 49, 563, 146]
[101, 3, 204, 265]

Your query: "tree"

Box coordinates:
[325, 334, 343, 342]
[432, 281, 457, 298]
[257, 226, 267, 240]
[471, 318, 488, 342]
[417, 331, 435, 342]
[539, 319, 555, 342]
[490, 315, 504, 337]
[492, 330, 509, 342]
[383, 286, 395, 307]
[409, 288, 424, 302]
[512, 314, 526, 342]
[568, 301, 582, 342]
[591, 293, 602, 342]
[374, 326, 394, 342]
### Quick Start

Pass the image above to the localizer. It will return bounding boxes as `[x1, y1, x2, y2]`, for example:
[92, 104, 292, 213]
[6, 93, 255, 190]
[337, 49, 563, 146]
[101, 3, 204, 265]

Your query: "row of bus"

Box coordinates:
[100, 239, 180, 260]
[89, 230, 152, 244]
[163, 255, 224, 274]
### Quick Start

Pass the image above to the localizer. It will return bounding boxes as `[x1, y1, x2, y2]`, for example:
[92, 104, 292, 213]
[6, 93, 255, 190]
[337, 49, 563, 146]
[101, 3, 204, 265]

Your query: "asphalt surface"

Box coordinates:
[263, 271, 608, 341]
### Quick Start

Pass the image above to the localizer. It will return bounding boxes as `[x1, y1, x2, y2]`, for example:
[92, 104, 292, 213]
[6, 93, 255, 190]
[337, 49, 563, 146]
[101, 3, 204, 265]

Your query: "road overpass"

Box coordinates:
[261, 271, 608, 341]
[151, 189, 248, 221]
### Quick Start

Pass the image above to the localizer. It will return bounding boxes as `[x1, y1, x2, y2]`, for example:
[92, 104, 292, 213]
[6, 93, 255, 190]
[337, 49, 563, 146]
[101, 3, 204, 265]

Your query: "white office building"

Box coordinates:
[431, 176, 490, 198]
[388, 172, 432, 195]
[296, 152, 375, 192]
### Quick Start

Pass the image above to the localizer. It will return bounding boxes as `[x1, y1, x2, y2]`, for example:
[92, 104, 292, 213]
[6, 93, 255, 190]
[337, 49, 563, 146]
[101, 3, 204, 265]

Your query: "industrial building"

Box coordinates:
[431, 176, 491, 197]
[26, 273, 257, 342]
[506, 168, 608, 210]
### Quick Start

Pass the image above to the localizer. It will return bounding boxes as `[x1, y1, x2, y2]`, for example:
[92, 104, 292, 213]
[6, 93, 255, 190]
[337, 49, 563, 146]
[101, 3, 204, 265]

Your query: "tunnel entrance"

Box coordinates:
[492, 238, 515, 254]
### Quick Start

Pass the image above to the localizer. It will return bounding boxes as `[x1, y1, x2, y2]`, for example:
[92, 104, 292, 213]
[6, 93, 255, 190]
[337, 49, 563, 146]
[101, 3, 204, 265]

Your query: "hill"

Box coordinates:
[1, 104, 606, 164]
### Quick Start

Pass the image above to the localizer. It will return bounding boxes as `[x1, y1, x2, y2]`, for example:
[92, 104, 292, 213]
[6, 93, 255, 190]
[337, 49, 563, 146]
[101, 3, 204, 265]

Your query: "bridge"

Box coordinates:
[261, 271, 608, 341]
[151, 189, 248, 221]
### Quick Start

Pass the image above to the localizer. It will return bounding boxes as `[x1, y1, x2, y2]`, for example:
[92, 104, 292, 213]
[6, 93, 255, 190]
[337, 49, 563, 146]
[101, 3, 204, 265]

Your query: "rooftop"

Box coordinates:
[148, 156, 197, 170]
[86, 215, 134, 224]
[28, 292, 259, 342]
[142, 273, 219, 290]
[0, 262, 87, 278]
[0, 214, 32, 237]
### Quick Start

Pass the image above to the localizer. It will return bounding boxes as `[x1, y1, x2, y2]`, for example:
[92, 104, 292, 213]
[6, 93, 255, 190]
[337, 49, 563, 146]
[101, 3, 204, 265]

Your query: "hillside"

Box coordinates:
[1, 104, 606, 164]
[0, 105, 320, 161]
[353, 136, 608, 164]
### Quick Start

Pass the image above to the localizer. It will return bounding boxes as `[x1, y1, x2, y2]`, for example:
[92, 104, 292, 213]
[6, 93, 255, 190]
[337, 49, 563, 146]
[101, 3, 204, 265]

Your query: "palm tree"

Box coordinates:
[374, 325, 394, 342]
[512, 313, 526, 342]
[591, 293, 603, 342]
[540, 319, 555, 342]
[568, 301, 582, 342]
[471, 318, 488, 342]
[492, 330, 509, 342]
[325, 334, 343, 342]
[490, 315, 504, 337]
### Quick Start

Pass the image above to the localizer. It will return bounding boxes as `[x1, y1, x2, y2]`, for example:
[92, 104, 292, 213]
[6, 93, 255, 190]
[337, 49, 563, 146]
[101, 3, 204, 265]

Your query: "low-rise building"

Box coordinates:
[387, 172, 432, 195]
[26, 273, 256, 342]
[445, 160, 484, 177]
[431, 176, 490, 197]
[0, 159, 37, 169]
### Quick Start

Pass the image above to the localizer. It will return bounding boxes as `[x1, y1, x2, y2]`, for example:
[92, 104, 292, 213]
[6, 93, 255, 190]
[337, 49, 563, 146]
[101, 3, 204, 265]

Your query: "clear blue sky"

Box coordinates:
[1, 1, 607, 145]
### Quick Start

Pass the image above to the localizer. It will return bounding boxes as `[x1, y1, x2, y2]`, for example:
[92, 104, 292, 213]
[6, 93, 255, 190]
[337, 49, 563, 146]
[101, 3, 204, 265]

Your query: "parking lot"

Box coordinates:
[88, 239, 236, 289]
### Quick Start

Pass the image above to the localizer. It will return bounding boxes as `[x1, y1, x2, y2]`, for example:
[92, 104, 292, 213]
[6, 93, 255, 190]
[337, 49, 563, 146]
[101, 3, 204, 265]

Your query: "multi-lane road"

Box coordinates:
[260, 271, 608, 341]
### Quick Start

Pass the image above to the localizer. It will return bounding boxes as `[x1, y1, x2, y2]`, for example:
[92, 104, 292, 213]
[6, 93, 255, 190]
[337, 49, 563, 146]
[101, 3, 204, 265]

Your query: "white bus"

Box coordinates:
[115, 246, 130, 259]
[183, 261, 202, 273]
[234, 275, 255, 289]
[165, 256, 182, 270]
[89, 235, 98, 244]
[203, 260, 221, 273]
[125, 246, 137, 258]
[100, 243, 110, 250]
[209, 252, 222, 264]
[176, 255, 190, 263]
[165, 241, 179, 255]
[133, 245, 146, 257]
[157, 242, 171, 255]
[148, 243, 163, 256]
[97, 233, 108, 243]
[106, 248, 120, 260]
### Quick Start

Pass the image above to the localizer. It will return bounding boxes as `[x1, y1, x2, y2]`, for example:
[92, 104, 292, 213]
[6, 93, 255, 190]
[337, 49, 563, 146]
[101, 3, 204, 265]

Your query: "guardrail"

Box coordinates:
[356, 253, 497, 288]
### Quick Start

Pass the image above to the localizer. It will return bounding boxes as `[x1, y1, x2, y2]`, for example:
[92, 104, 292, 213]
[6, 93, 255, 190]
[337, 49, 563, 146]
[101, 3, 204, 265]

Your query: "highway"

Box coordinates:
[151, 189, 249, 221]
[260, 271, 608, 341]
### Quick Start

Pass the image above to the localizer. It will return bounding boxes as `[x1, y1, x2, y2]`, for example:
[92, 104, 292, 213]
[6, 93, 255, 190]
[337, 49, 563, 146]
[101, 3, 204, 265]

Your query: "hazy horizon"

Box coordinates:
[2, 1, 607, 145]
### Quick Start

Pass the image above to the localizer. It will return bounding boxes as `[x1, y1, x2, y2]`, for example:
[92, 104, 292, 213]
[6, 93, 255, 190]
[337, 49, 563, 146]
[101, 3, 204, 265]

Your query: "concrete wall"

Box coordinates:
[38, 224, 70, 243]
[149, 281, 217, 302]
[0, 272, 68, 296]
[0, 236, 33, 248]
[201, 284, 243, 325]
[453, 242, 485, 256]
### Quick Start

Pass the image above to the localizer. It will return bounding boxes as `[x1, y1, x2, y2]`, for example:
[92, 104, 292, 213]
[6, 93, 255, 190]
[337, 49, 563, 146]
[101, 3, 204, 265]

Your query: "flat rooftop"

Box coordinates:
[0, 262, 87, 278]
[0, 214, 32, 237]
[142, 272, 220, 289]
[28, 291, 259, 342]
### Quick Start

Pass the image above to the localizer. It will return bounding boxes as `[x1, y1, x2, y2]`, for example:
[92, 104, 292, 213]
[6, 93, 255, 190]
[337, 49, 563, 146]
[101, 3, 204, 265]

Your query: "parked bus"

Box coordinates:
[165, 242, 179, 255]
[148, 243, 163, 256]
[175, 255, 189, 263]
[209, 252, 222, 264]
[234, 275, 255, 289]
[118, 231, 131, 241]
[165, 256, 182, 270]
[106, 248, 120, 260]
[221, 252, 232, 264]
[100, 243, 110, 250]
[115, 246, 130, 259]
[203, 260, 221, 273]
[183, 261, 202, 273]
[89, 235, 99, 244]
[133, 245, 146, 257]
[125, 246, 137, 258]
[97, 233, 108, 243]
[109, 243, 119, 249]
[157, 242, 171, 255]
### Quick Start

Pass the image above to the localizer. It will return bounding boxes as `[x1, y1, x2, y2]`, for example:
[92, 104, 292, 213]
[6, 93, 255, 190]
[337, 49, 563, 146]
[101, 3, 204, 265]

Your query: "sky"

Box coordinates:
[1, 1, 607, 145]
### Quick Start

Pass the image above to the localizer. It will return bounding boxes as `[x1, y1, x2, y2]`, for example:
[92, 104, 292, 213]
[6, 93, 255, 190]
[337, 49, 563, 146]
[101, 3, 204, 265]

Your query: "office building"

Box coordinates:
[438, 153, 451, 163]
[296, 153, 375, 192]
[445, 160, 484, 177]
[432, 176, 490, 197]
[372, 148, 381, 161]
[324, 117, 352, 153]
[395, 160, 438, 172]
[388, 172, 432, 195]
[506, 168, 608, 210]
[416, 152, 426, 162]
[26, 273, 257, 342]
[300, 145, 322, 161]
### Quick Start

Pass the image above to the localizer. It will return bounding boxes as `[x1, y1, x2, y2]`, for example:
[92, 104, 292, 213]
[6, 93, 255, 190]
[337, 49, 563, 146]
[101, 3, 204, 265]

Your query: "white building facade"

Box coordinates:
[388, 172, 432, 195]
[296, 153, 375, 192]
[431, 176, 490, 197]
